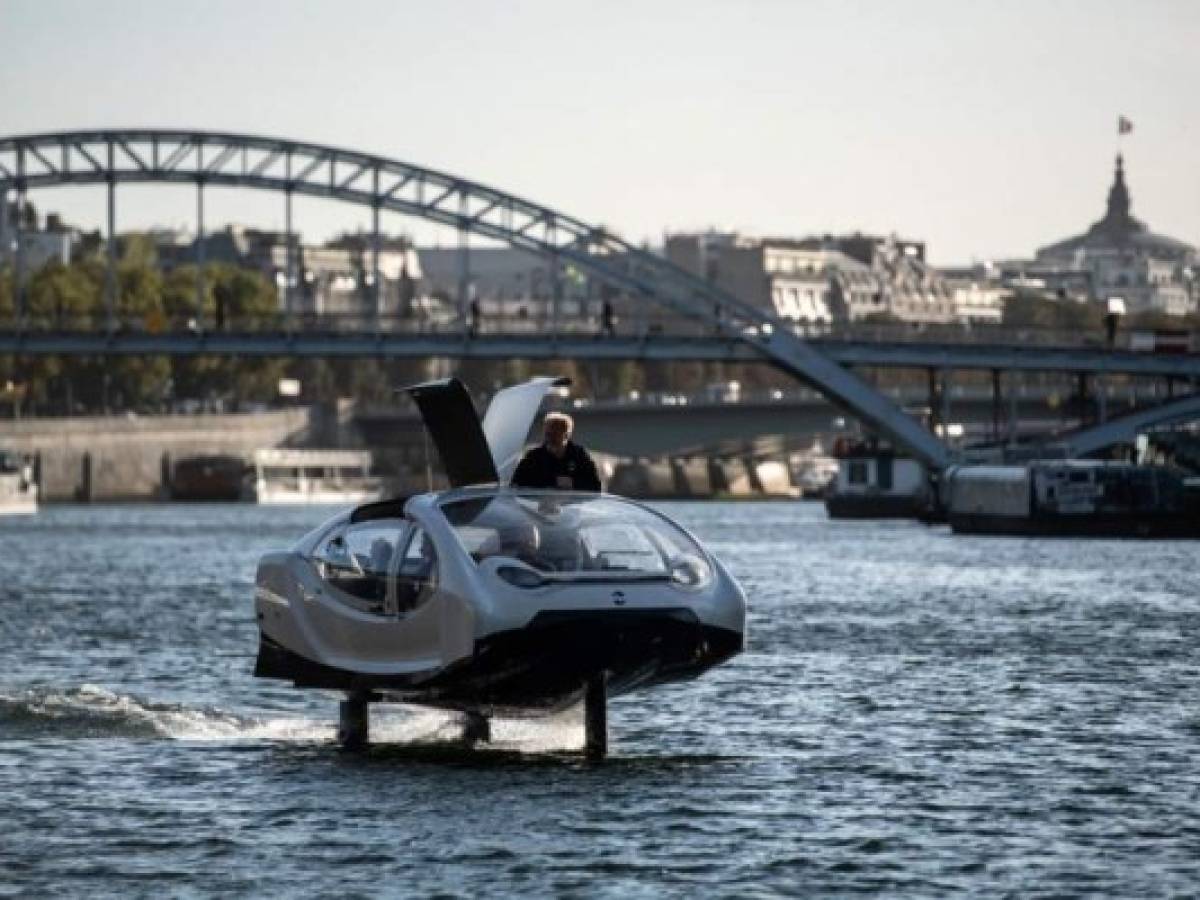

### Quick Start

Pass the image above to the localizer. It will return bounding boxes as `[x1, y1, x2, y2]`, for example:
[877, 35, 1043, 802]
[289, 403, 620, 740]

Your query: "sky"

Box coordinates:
[2, 0, 1198, 264]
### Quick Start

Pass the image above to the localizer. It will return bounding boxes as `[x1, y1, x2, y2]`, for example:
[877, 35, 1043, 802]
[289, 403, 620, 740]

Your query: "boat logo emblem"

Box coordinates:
[611, 590, 626, 606]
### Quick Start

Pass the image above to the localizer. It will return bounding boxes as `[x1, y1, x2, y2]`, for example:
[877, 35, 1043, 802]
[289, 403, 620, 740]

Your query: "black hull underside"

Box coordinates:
[255, 608, 743, 715]
[950, 512, 1200, 538]
[825, 493, 924, 519]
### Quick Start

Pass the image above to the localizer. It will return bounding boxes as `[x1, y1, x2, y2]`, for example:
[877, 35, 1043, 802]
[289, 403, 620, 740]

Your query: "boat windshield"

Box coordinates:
[440, 492, 706, 576]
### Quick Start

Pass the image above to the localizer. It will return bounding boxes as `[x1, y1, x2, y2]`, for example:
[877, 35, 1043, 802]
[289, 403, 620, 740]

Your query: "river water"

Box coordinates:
[1, 502, 1197, 896]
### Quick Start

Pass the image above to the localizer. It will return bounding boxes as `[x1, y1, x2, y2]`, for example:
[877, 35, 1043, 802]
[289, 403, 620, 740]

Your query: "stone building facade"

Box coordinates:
[665, 231, 968, 325]
[159, 226, 425, 320]
[0, 202, 73, 277]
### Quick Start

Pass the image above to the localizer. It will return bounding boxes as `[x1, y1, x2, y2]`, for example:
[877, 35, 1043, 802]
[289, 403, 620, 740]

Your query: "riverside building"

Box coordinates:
[665, 231, 967, 326]
[158, 225, 426, 320]
[0, 203, 73, 276]
[414, 246, 598, 323]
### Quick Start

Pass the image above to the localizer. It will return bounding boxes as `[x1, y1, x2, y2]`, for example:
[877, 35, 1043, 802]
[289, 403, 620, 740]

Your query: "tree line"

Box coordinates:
[0, 246, 756, 415]
[0, 243, 290, 414]
[2, 245, 1194, 417]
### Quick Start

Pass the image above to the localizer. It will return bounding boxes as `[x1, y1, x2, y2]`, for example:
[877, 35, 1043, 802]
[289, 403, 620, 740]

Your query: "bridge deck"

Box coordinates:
[2, 329, 1199, 378]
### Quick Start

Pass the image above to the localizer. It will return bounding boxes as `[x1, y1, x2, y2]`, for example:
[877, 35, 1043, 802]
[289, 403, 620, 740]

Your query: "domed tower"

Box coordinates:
[1033, 155, 1197, 316]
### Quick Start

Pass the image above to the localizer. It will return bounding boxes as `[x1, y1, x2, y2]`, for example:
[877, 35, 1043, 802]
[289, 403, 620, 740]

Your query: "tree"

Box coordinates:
[0, 267, 13, 397]
[613, 361, 644, 398]
[212, 265, 280, 330]
[160, 263, 285, 406]
[1125, 309, 1190, 331]
[86, 260, 171, 410]
[18, 262, 101, 411]
[119, 232, 159, 268]
[27, 261, 98, 327]
[0, 265, 12, 320]
[1002, 291, 1104, 332]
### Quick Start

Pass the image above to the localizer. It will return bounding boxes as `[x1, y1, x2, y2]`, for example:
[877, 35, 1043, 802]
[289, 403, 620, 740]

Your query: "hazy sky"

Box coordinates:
[3, 0, 1198, 263]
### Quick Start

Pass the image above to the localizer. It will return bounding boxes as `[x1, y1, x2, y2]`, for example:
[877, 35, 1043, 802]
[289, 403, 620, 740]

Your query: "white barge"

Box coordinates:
[251, 449, 382, 505]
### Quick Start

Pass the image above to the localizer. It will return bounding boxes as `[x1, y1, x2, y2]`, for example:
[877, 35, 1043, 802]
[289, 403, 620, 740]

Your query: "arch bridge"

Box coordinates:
[4, 130, 1199, 465]
[0, 128, 952, 467]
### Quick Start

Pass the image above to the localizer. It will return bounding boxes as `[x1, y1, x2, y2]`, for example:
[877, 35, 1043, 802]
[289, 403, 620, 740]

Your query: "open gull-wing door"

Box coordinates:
[482, 376, 571, 483]
[405, 378, 497, 487]
[403, 376, 569, 488]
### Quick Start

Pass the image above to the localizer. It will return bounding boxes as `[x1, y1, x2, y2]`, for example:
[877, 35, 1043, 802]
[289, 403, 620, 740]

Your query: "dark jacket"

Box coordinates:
[511, 441, 602, 492]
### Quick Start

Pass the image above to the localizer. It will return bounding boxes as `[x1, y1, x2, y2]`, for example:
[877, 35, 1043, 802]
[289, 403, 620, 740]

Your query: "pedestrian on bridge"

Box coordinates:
[512, 412, 602, 492]
[600, 300, 615, 338]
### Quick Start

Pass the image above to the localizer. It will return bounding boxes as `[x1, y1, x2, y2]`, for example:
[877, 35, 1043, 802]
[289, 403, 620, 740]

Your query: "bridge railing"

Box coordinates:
[0, 309, 711, 339]
[0, 306, 1191, 353]
[801, 321, 1113, 348]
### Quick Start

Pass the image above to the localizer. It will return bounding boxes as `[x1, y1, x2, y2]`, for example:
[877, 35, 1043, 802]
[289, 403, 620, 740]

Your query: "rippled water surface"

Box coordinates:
[2, 502, 1198, 896]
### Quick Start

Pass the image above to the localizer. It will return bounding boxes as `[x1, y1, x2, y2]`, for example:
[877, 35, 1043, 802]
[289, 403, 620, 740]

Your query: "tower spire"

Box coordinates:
[1105, 153, 1131, 222]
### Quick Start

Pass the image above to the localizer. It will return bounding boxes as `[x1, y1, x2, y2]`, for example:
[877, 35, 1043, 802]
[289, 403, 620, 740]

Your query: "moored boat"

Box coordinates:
[169, 454, 247, 501]
[824, 438, 929, 519]
[945, 460, 1200, 538]
[0, 450, 37, 516]
[251, 449, 382, 505]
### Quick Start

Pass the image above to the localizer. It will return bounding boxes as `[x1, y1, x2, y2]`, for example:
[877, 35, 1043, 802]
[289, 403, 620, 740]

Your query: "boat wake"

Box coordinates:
[0, 684, 585, 751]
[0, 684, 328, 741]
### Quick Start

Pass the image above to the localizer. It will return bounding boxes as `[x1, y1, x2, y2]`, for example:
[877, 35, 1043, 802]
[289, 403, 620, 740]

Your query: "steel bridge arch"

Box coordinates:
[0, 128, 950, 467]
[1057, 393, 1200, 457]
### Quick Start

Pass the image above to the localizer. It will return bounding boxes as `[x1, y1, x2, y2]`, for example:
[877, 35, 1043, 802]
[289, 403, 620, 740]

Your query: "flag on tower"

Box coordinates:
[1118, 115, 1133, 135]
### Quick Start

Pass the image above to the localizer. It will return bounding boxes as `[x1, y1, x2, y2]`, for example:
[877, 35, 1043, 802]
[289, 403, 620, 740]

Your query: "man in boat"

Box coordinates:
[511, 412, 602, 492]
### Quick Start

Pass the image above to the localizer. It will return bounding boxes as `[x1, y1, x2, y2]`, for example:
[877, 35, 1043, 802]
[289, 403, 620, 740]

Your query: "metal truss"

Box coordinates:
[0, 129, 960, 464]
[823, 339, 1200, 378]
[0, 129, 721, 325]
[1057, 393, 1200, 457]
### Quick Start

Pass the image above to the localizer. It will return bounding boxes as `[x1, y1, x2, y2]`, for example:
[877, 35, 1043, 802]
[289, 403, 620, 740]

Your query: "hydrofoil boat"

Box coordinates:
[252, 377, 746, 757]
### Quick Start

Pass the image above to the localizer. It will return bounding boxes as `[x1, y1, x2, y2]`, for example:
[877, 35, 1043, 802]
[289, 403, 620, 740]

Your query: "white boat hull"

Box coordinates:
[0, 496, 37, 516]
[254, 484, 383, 506]
[254, 489, 747, 716]
[0, 471, 37, 516]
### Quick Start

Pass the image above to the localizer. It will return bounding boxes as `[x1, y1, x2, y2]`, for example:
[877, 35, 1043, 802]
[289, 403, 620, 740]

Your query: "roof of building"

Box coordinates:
[1037, 156, 1195, 261]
